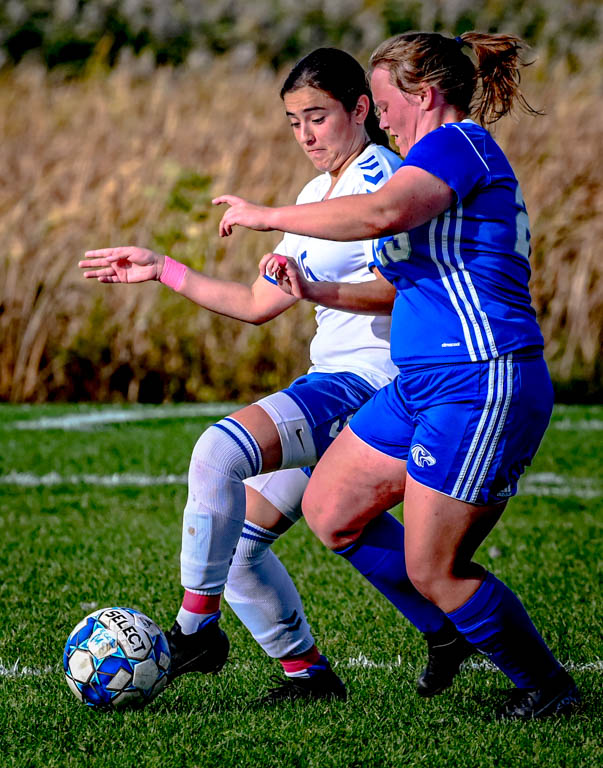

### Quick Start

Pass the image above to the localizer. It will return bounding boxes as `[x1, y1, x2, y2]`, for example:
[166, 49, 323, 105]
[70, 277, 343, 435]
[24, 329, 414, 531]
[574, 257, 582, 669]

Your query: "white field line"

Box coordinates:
[0, 471, 600, 497]
[3, 406, 601, 432]
[0, 660, 57, 677]
[552, 419, 603, 431]
[519, 473, 601, 499]
[340, 654, 602, 674]
[4, 403, 238, 431]
[0, 471, 188, 487]
[2, 655, 600, 678]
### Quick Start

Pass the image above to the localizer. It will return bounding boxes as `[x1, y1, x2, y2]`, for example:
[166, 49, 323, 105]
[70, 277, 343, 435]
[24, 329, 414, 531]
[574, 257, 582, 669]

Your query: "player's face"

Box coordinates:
[370, 66, 421, 156]
[284, 86, 366, 176]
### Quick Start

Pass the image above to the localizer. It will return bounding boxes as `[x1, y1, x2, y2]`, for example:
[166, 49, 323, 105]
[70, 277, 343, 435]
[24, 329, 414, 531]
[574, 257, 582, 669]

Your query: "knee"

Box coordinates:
[190, 421, 261, 480]
[190, 426, 229, 473]
[306, 515, 343, 550]
[302, 487, 359, 551]
[190, 428, 215, 467]
[405, 555, 444, 605]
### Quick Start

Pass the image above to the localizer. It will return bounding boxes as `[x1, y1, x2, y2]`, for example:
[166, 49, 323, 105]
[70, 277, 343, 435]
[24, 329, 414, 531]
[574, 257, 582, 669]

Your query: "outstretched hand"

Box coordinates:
[78, 247, 164, 284]
[213, 195, 275, 236]
[260, 253, 313, 300]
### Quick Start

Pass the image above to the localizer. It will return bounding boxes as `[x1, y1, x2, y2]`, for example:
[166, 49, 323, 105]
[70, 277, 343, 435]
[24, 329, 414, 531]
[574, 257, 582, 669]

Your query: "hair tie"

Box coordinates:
[455, 36, 465, 48]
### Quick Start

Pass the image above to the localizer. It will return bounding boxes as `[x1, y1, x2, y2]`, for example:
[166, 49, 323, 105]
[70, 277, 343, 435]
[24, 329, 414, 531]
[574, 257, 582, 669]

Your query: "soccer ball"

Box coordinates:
[63, 606, 171, 709]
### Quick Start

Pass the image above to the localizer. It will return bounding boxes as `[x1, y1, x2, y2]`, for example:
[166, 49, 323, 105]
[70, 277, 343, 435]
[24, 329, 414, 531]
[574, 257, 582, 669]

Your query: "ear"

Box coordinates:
[418, 85, 437, 111]
[353, 93, 371, 124]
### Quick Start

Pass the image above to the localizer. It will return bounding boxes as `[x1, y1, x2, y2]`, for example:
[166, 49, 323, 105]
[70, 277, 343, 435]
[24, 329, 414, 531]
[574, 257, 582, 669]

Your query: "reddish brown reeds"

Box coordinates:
[0, 56, 600, 402]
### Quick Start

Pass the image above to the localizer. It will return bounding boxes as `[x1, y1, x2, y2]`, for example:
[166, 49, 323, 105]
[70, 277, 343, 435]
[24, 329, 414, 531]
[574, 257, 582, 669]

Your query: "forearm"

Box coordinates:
[262, 166, 455, 241]
[172, 267, 281, 325]
[266, 195, 395, 242]
[302, 279, 394, 316]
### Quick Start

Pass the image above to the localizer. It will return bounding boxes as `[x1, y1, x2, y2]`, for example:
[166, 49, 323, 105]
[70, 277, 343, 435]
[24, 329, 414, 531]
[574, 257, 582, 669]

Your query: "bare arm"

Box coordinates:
[261, 254, 395, 316]
[214, 166, 455, 241]
[79, 246, 297, 325]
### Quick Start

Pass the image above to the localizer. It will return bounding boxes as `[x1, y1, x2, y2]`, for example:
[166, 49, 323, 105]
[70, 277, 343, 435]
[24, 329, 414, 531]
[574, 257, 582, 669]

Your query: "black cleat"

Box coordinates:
[497, 668, 581, 720]
[166, 616, 229, 681]
[417, 626, 476, 698]
[257, 663, 347, 705]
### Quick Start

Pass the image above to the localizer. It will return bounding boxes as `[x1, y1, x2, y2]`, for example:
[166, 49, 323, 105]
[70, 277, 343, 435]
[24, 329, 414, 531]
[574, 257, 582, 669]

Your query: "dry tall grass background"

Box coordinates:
[0, 54, 601, 403]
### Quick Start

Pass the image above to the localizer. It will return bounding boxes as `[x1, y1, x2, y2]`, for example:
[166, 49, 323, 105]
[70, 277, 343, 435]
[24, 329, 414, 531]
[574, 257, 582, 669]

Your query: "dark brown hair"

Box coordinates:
[281, 47, 390, 147]
[369, 31, 540, 126]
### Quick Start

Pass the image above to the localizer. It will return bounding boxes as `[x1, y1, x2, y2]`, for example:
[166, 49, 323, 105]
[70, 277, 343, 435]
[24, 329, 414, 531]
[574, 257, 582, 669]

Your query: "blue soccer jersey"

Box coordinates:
[370, 120, 544, 365]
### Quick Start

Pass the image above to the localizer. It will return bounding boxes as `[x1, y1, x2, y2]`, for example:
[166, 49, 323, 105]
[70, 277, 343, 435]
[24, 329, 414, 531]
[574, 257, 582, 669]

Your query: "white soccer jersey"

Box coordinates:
[274, 143, 401, 389]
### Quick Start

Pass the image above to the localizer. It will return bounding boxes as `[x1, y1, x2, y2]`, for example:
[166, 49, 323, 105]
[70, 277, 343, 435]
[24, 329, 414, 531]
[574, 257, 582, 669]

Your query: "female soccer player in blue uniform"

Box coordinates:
[80, 48, 469, 703]
[216, 32, 580, 719]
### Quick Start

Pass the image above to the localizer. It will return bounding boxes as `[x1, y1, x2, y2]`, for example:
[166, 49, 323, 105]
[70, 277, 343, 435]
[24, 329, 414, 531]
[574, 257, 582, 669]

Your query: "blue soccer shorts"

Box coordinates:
[281, 370, 379, 460]
[349, 352, 554, 505]
[247, 370, 382, 522]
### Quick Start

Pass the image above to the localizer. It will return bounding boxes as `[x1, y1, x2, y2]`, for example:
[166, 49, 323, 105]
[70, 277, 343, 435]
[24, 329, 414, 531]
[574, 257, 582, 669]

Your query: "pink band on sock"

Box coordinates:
[280, 644, 321, 675]
[159, 255, 187, 291]
[182, 590, 221, 614]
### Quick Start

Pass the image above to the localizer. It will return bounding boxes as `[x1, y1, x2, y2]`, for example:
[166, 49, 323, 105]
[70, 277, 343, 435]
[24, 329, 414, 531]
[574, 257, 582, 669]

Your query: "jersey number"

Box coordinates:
[514, 186, 530, 259]
[374, 234, 411, 266]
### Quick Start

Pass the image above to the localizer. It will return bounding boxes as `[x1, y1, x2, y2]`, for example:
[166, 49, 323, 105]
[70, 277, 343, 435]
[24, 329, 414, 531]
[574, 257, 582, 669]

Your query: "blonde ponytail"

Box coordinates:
[369, 31, 541, 127]
[458, 32, 542, 125]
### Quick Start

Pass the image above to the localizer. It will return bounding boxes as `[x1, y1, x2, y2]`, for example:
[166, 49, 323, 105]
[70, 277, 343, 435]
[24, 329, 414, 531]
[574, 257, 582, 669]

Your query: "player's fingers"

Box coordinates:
[104, 247, 142, 262]
[258, 253, 273, 275]
[269, 260, 285, 278]
[97, 275, 122, 283]
[279, 258, 299, 280]
[84, 248, 131, 266]
[218, 214, 232, 237]
[82, 267, 115, 279]
[212, 195, 243, 207]
[83, 248, 115, 258]
[79, 257, 114, 268]
[84, 247, 132, 259]
[260, 253, 288, 277]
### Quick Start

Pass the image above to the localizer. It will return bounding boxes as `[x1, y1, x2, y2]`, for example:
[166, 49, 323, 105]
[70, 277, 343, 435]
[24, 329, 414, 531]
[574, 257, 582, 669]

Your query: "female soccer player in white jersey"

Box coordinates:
[215, 33, 581, 718]
[81, 48, 472, 703]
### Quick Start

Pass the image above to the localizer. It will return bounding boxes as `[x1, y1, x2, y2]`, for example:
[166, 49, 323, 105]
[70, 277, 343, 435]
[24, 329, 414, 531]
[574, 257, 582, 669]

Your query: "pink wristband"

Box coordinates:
[159, 255, 187, 291]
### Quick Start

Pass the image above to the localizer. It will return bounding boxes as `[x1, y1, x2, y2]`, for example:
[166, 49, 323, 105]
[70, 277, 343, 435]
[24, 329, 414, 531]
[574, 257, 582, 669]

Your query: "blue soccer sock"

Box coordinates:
[447, 571, 561, 688]
[335, 512, 451, 634]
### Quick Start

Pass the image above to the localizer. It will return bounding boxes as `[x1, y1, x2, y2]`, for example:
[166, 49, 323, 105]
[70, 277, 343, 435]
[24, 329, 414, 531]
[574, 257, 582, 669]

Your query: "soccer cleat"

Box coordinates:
[497, 668, 581, 720]
[416, 626, 476, 697]
[257, 662, 347, 705]
[166, 614, 229, 681]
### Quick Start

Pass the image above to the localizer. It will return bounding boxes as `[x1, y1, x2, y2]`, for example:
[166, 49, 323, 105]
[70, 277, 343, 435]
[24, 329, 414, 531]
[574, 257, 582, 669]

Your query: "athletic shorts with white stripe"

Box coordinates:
[245, 370, 380, 522]
[349, 352, 553, 505]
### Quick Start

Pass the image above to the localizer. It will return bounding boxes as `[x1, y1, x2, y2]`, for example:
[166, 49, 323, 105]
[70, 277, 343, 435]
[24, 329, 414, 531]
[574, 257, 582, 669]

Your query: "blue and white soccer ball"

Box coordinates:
[63, 606, 171, 709]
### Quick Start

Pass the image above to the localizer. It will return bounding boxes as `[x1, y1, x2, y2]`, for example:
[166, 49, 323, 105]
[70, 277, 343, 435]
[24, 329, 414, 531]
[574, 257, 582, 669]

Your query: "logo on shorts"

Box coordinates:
[411, 444, 436, 467]
[496, 483, 513, 498]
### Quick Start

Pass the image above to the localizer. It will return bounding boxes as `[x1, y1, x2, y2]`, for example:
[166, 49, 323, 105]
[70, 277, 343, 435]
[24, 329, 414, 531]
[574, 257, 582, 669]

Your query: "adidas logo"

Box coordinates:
[496, 484, 514, 498]
[410, 444, 436, 467]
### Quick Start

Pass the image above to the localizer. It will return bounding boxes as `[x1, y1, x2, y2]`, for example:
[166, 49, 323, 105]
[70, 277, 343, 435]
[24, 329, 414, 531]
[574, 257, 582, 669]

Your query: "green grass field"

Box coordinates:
[0, 403, 601, 768]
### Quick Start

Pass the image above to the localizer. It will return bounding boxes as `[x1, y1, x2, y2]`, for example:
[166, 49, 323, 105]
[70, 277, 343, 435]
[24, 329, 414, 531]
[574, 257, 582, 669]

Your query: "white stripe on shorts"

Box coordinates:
[469, 354, 514, 502]
[451, 359, 496, 497]
[452, 354, 513, 502]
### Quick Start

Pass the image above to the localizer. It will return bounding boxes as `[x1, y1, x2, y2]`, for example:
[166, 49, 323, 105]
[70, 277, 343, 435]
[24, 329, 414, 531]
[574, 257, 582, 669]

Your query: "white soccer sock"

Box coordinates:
[180, 418, 262, 595]
[224, 521, 315, 659]
[175, 605, 218, 636]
